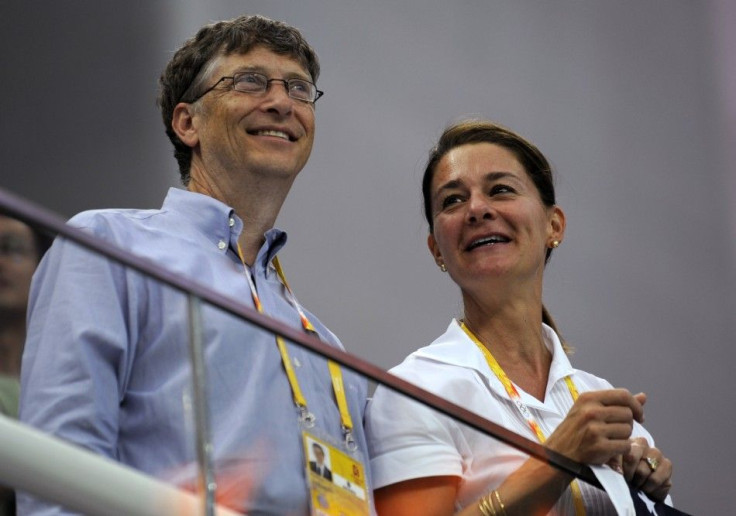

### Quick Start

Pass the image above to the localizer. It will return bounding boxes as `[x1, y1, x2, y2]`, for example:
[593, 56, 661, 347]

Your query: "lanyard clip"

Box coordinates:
[298, 405, 316, 428]
[342, 426, 357, 452]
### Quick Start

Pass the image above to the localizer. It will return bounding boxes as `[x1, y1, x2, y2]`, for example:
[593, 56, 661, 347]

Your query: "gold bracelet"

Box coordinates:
[478, 493, 497, 516]
[492, 490, 508, 516]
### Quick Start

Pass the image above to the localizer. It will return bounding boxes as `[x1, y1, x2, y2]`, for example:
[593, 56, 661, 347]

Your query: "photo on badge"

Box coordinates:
[302, 432, 370, 516]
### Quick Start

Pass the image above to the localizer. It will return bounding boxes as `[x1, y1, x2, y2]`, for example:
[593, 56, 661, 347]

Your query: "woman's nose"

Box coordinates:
[465, 194, 494, 223]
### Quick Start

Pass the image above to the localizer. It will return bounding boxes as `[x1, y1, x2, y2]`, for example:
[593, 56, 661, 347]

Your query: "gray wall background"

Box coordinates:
[2, 2, 734, 514]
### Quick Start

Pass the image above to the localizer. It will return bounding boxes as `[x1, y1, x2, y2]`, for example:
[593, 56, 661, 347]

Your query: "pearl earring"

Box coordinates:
[439, 263, 447, 272]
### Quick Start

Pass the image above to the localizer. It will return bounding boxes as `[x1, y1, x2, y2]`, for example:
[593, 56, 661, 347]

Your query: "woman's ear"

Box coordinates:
[548, 205, 566, 244]
[427, 233, 444, 267]
[171, 102, 200, 148]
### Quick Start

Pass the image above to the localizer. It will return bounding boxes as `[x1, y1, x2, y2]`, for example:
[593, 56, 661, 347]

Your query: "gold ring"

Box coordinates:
[644, 456, 659, 472]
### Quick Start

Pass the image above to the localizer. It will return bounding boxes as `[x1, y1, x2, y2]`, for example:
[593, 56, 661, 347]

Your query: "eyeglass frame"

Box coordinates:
[188, 71, 324, 104]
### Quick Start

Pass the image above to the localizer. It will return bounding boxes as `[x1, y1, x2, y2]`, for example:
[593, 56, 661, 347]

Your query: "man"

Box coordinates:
[0, 215, 51, 515]
[19, 15, 372, 515]
[309, 442, 332, 481]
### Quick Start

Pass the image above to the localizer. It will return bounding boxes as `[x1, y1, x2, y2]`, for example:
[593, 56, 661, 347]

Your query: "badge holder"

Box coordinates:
[302, 429, 370, 516]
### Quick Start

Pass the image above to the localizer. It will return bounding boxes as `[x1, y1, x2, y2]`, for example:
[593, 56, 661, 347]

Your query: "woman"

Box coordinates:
[365, 120, 673, 515]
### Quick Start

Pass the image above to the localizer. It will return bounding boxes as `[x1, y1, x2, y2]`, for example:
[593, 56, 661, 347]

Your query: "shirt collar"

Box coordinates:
[413, 319, 576, 407]
[259, 228, 288, 271]
[162, 188, 288, 270]
[543, 324, 576, 386]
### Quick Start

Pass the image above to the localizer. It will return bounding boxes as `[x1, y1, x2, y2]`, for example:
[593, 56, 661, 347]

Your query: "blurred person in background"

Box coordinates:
[0, 214, 51, 515]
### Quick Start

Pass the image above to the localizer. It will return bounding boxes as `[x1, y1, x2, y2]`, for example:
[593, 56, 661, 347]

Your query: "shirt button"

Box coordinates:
[217, 240, 227, 250]
[229, 218, 235, 227]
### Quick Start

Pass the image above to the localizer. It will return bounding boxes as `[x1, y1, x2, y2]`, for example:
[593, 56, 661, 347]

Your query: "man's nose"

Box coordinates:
[260, 79, 295, 113]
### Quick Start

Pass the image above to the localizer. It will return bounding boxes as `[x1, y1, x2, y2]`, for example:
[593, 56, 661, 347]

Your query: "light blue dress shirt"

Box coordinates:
[19, 188, 372, 515]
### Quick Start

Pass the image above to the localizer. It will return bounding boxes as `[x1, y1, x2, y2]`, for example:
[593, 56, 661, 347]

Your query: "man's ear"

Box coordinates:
[171, 102, 200, 148]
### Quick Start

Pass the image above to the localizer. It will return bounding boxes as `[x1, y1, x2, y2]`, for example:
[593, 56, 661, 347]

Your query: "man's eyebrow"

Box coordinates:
[231, 65, 311, 81]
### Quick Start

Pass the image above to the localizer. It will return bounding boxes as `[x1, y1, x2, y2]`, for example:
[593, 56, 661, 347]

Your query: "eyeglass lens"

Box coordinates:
[232, 72, 316, 102]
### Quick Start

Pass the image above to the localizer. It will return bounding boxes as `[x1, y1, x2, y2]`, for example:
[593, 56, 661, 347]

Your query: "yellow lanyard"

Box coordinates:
[460, 321, 586, 516]
[237, 244, 355, 449]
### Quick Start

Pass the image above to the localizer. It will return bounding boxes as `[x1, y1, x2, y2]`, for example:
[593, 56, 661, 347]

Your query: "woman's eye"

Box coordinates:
[441, 195, 464, 209]
[491, 184, 514, 195]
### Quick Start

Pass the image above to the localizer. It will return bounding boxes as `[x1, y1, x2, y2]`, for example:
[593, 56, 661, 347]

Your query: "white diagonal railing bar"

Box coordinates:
[0, 415, 242, 516]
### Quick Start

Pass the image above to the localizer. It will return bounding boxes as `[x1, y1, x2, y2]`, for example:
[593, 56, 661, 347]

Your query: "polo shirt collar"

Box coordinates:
[414, 319, 576, 411]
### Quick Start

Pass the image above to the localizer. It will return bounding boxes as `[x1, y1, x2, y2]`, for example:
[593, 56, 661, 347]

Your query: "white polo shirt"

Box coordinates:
[365, 320, 661, 515]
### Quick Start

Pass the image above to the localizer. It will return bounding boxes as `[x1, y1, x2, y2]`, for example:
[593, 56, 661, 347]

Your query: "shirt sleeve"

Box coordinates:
[18, 225, 135, 515]
[365, 382, 465, 489]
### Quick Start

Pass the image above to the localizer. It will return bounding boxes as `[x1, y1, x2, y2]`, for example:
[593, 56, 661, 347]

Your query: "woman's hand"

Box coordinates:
[623, 437, 673, 502]
[545, 389, 645, 466]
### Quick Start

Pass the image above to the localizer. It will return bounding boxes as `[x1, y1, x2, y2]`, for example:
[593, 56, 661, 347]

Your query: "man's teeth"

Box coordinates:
[257, 130, 290, 140]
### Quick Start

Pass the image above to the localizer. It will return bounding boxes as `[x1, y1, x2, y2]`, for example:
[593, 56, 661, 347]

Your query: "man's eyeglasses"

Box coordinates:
[191, 72, 324, 104]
